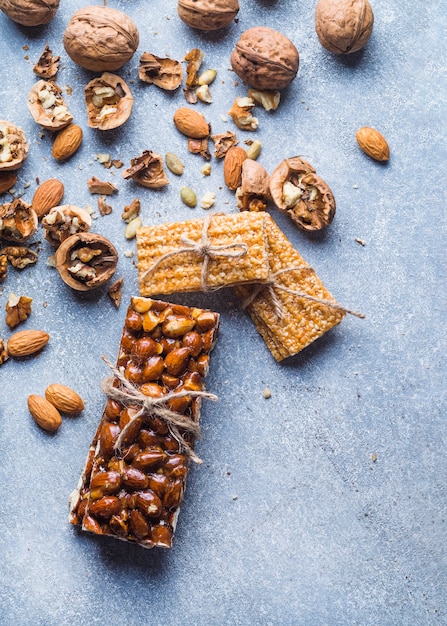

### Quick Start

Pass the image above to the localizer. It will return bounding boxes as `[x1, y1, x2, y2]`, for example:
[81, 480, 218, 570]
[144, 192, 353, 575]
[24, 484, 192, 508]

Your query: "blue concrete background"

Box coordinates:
[0, 1, 445, 624]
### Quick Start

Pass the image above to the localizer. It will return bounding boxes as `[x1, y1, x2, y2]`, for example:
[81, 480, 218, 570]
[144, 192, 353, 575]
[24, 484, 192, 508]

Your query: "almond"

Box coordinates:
[52, 123, 83, 161]
[31, 178, 65, 218]
[223, 146, 247, 190]
[173, 107, 210, 139]
[356, 127, 390, 162]
[7, 329, 50, 357]
[45, 384, 84, 414]
[0, 172, 17, 194]
[28, 394, 62, 432]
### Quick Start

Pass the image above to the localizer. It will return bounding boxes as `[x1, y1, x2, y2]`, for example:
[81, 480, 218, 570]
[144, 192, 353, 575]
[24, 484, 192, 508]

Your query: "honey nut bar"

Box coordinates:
[69, 296, 220, 549]
[234, 214, 347, 361]
[136, 212, 269, 296]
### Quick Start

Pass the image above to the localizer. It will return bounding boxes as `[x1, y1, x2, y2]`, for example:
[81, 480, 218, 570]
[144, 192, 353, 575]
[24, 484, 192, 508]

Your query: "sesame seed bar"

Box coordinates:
[234, 214, 345, 361]
[136, 212, 269, 296]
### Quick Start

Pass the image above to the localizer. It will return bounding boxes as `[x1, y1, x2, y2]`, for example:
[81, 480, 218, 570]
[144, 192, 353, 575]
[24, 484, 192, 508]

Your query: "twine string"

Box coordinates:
[101, 356, 218, 463]
[140, 214, 248, 291]
[241, 266, 365, 320]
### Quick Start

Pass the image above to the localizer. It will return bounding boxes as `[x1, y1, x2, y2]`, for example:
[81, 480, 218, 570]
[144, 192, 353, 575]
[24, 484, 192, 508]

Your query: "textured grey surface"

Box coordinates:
[0, 1, 446, 625]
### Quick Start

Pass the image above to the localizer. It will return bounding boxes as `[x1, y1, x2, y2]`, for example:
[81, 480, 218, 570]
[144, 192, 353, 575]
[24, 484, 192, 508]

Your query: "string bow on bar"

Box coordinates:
[101, 356, 218, 464]
[242, 266, 365, 320]
[140, 214, 249, 291]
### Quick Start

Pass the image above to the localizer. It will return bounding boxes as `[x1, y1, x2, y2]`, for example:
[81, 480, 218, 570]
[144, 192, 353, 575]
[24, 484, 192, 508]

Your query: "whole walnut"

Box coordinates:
[178, 0, 239, 31]
[231, 27, 299, 91]
[0, 0, 59, 26]
[315, 0, 374, 54]
[63, 6, 139, 72]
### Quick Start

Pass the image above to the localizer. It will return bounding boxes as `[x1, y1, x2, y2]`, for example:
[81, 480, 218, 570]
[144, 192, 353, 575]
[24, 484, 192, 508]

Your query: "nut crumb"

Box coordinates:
[263, 388, 272, 399]
[123, 249, 134, 258]
[352, 184, 359, 189]
[355, 238, 365, 246]
[371, 453, 377, 462]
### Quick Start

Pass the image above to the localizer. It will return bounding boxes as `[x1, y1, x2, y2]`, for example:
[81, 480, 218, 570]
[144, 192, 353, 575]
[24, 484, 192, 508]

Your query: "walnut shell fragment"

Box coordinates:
[42, 205, 92, 247]
[108, 276, 123, 308]
[0, 199, 38, 243]
[55, 232, 118, 291]
[63, 6, 139, 72]
[0, 120, 28, 172]
[33, 44, 60, 79]
[85, 73, 134, 131]
[138, 53, 183, 91]
[0, 0, 59, 26]
[123, 151, 169, 189]
[27, 80, 73, 131]
[270, 157, 336, 231]
[211, 131, 238, 158]
[178, 0, 239, 31]
[236, 159, 271, 212]
[87, 177, 118, 196]
[315, 0, 374, 55]
[231, 27, 299, 91]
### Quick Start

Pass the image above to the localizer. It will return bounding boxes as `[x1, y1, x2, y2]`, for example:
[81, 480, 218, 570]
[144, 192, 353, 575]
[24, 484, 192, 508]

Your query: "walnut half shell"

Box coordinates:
[0, 0, 59, 26]
[85, 73, 134, 131]
[270, 157, 336, 231]
[0, 120, 28, 171]
[55, 232, 118, 291]
[236, 159, 270, 212]
[42, 205, 92, 247]
[231, 27, 299, 91]
[0, 199, 38, 243]
[27, 80, 73, 131]
[63, 6, 139, 72]
[315, 0, 374, 55]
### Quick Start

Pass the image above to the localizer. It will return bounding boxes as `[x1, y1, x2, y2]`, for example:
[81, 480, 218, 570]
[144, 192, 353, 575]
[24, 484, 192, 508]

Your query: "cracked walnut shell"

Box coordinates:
[236, 159, 270, 212]
[55, 232, 118, 291]
[42, 205, 92, 247]
[139, 53, 183, 91]
[28, 80, 73, 131]
[85, 73, 134, 130]
[315, 0, 374, 54]
[123, 151, 169, 189]
[0, 120, 28, 171]
[178, 0, 239, 31]
[63, 6, 139, 72]
[231, 27, 299, 91]
[0, 0, 59, 26]
[270, 157, 336, 231]
[0, 199, 38, 243]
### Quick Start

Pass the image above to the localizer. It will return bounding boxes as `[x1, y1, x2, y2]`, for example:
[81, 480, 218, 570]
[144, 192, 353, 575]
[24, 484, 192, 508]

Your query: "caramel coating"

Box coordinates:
[230, 27, 299, 91]
[315, 0, 374, 54]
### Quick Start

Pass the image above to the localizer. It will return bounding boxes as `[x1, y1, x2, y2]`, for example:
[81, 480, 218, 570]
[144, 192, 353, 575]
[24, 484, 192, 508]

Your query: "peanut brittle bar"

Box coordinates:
[70, 296, 220, 549]
[136, 212, 269, 296]
[234, 214, 347, 361]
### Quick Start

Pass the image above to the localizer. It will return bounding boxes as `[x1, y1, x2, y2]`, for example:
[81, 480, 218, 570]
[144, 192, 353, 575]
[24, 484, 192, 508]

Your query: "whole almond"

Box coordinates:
[224, 146, 247, 190]
[0, 172, 17, 194]
[173, 107, 210, 139]
[7, 329, 50, 357]
[32, 178, 65, 218]
[52, 123, 83, 161]
[356, 127, 390, 161]
[45, 384, 84, 414]
[28, 394, 62, 432]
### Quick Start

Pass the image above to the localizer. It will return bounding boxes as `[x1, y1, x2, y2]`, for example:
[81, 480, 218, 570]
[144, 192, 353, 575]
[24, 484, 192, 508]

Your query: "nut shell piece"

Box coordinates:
[27, 80, 73, 131]
[270, 157, 336, 231]
[0, 199, 38, 243]
[236, 159, 270, 212]
[0, 120, 29, 171]
[0, 0, 59, 26]
[315, 0, 374, 55]
[63, 6, 140, 72]
[42, 205, 92, 247]
[231, 27, 299, 91]
[55, 232, 118, 291]
[85, 73, 134, 131]
[177, 0, 239, 31]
